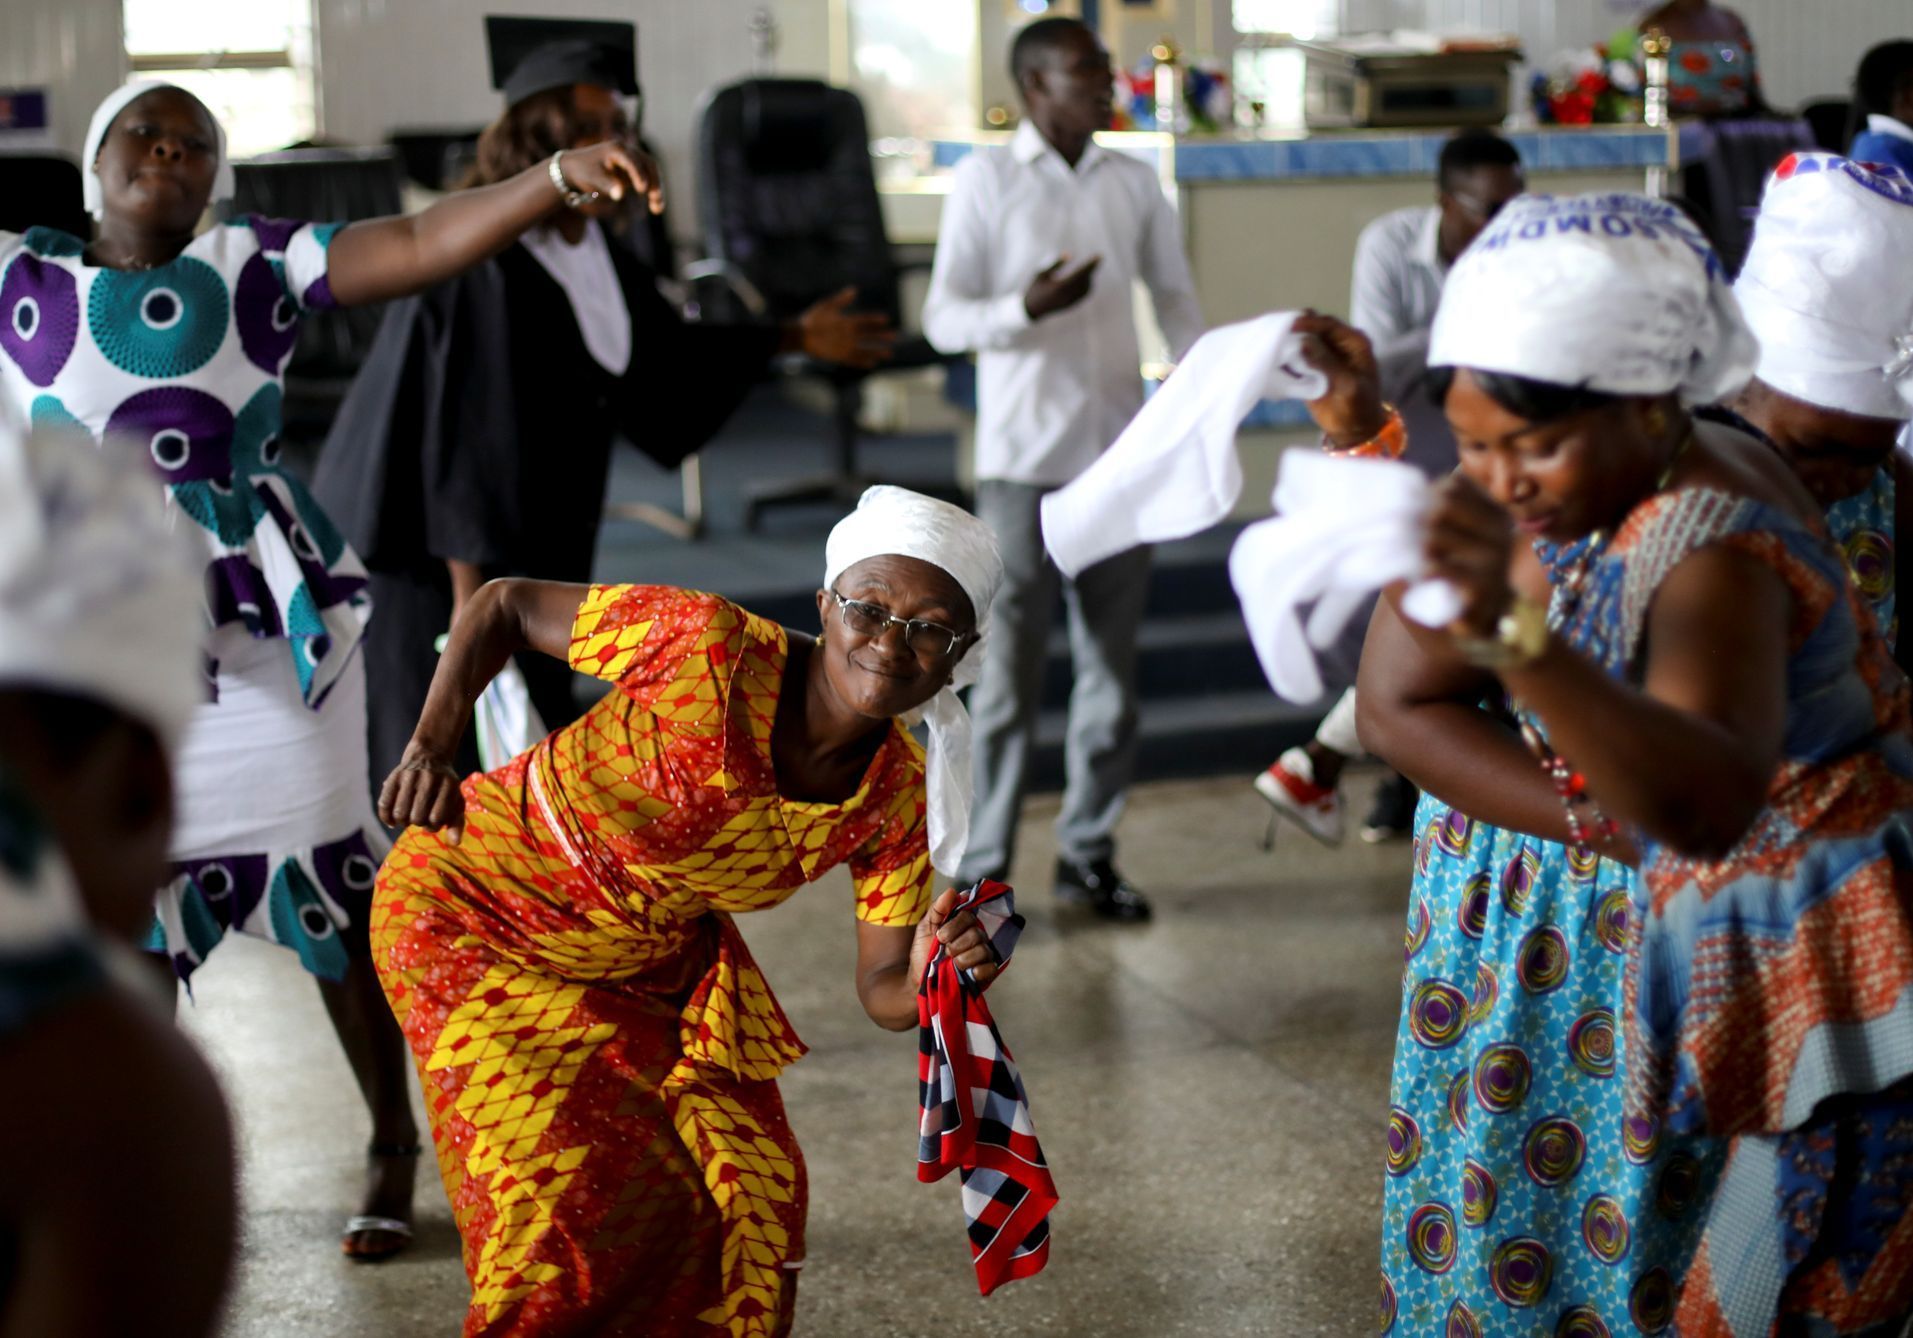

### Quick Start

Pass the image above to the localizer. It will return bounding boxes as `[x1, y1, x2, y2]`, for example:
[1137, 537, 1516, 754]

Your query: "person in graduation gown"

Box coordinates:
[315, 17, 896, 792]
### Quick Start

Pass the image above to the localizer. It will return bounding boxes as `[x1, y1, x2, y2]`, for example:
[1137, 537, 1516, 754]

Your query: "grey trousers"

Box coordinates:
[958, 479, 1152, 880]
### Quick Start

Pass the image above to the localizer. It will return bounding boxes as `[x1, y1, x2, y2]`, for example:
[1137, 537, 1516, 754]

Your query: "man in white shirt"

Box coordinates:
[923, 16, 1202, 920]
[1255, 130, 1523, 847]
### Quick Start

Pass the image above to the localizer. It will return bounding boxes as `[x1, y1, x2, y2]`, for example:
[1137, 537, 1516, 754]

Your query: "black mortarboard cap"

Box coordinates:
[485, 15, 638, 107]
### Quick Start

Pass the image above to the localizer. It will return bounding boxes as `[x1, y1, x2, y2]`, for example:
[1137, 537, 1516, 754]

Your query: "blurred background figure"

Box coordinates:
[316, 16, 897, 791]
[1255, 129, 1524, 847]
[924, 16, 1201, 921]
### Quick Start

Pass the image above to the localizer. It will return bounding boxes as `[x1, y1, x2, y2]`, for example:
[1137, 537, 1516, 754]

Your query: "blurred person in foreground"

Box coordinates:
[0, 412, 234, 1337]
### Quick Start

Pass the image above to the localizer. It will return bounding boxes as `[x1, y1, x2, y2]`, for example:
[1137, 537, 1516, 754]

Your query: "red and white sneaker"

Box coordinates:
[1253, 747, 1346, 846]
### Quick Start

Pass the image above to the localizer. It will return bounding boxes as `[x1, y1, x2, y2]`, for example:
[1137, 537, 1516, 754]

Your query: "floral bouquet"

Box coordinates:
[1530, 34, 1643, 125]
[1111, 55, 1232, 133]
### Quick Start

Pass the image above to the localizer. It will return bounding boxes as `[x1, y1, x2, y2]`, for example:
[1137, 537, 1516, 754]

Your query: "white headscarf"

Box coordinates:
[0, 403, 204, 746]
[1736, 154, 1913, 422]
[83, 79, 237, 220]
[823, 486, 1004, 875]
[1430, 192, 1758, 405]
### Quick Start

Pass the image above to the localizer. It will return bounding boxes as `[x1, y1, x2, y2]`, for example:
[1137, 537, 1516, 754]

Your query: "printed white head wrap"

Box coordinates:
[824, 486, 1004, 875]
[1430, 192, 1758, 405]
[1736, 154, 1913, 423]
[0, 403, 204, 746]
[83, 80, 236, 220]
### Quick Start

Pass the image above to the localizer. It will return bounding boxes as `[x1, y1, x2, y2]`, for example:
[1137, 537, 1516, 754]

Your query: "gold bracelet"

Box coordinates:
[1455, 595, 1550, 669]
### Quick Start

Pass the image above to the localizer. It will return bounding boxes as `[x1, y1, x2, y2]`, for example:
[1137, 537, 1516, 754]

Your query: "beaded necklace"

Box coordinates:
[1511, 421, 1695, 850]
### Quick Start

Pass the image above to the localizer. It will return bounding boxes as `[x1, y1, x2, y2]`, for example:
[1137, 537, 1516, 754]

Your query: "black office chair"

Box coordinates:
[1683, 116, 1815, 274]
[1799, 100, 1855, 154]
[0, 154, 87, 240]
[223, 147, 405, 449]
[694, 78, 957, 529]
[385, 127, 484, 192]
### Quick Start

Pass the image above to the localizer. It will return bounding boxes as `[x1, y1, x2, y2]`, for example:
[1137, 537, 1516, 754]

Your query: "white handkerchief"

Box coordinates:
[1233, 452, 1462, 702]
[1041, 312, 1326, 577]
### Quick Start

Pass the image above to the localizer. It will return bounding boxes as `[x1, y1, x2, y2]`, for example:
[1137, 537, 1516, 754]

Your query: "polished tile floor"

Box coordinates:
[183, 773, 1411, 1337]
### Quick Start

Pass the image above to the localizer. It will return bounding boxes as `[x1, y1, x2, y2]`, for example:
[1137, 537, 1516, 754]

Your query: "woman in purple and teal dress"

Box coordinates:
[0, 78, 660, 1261]
[1351, 184, 1913, 1335]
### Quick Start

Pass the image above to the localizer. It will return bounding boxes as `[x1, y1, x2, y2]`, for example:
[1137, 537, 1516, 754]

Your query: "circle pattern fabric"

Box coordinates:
[0, 252, 81, 387]
[88, 258, 229, 378]
[1380, 791, 1663, 1335]
[105, 385, 235, 482]
[234, 251, 301, 374]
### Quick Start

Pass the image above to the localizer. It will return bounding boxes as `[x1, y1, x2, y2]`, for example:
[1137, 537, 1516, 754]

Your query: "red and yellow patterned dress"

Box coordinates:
[372, 585, 934, 1336]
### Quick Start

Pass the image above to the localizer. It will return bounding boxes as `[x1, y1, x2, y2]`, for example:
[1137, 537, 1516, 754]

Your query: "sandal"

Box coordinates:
[341, 1141, 421, 1263]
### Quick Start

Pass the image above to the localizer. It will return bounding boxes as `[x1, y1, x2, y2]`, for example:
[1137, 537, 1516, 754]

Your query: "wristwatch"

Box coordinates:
[548, 151, 599, 210]
[1456, 594, 1549, 669]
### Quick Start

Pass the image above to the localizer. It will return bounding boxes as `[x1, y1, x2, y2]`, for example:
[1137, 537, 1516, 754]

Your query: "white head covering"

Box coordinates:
[1735, 154, 1913, 423]
[823, 486, 1004, 875]
[0, 402, 204, 746]
[1430, 192, 1758, 405]
[83, 79, 236, 220]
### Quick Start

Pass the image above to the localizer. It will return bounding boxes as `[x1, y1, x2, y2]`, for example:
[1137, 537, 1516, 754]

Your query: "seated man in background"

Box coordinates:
[1255, 129, 1523, 845]
[0, 418, 234, 1337]
[923, 15, 1203, 919]
[1851, 41, 1913, 174]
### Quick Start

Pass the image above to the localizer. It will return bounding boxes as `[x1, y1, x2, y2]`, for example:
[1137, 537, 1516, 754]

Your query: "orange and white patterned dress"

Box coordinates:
[372, 585, 934, 1336]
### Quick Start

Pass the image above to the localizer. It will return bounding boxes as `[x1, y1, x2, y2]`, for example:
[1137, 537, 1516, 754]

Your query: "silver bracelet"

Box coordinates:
[547, 151, 598, 209]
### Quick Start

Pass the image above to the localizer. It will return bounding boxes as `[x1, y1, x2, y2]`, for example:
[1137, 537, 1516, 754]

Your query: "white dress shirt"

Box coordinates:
[1349, 204, 1455, 476]
[922, 120, 1204, 486]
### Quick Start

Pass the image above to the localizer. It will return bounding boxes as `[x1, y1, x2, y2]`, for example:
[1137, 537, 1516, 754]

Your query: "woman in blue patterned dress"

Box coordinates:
[0, 80, 660, 1260]
[1351, 188, 1913, 1334]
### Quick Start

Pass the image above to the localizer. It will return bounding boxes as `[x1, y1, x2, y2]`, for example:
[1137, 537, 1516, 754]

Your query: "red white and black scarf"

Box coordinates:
[916, 879, 1057, 1295]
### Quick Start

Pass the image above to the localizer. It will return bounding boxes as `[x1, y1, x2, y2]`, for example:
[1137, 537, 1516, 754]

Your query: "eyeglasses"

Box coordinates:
[829, 590, 971, 658]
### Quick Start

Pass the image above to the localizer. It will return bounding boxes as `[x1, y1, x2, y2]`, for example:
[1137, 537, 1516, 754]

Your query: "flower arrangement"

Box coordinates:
[1530, 33, 1643, 125]
[1110, 51, 1232, 134]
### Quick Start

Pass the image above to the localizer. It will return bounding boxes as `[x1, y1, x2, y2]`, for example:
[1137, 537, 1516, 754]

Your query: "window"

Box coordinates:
[122, 0, 319, 159]
[1232, 0, 1339, 39]
[845, 0, 979, 143]
[1232, 0, 1339, 126]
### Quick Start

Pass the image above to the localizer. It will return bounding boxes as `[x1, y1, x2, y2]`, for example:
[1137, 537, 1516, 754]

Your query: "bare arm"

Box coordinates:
[854, 889, 997, 1032]
[1492, 544, 1788, 857]
[377, 578, 590, 839]
[447, 558, 485, 628]
[1424, 472, 1792, 860]
[324, 142, 661, 308]
[1357, 587, 1614, 853]
[0, 989, 236, 1338]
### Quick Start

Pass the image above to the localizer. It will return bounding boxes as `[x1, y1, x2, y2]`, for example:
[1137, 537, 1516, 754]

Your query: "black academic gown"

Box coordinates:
[313, 234, 779, 792]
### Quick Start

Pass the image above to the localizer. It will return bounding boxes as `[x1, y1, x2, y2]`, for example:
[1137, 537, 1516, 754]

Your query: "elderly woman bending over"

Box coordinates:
[374, 487, 1006, 1337]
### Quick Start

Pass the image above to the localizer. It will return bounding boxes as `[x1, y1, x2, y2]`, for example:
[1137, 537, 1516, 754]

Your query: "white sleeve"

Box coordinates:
[1348, 221, 1429, 402]
[281, 221, 345, 313]
[920, 158, 1032, 354]
[1138, 184, 1204, 361]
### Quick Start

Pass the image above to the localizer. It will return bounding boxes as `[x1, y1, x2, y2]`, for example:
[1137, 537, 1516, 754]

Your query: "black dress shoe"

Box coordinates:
[1054, 857, 1153, 922]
